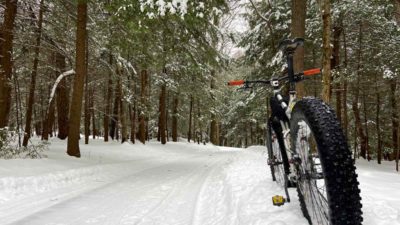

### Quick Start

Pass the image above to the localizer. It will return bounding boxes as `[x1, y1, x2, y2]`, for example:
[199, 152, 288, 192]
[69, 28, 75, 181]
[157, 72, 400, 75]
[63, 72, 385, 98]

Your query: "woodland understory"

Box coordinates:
[0, 0, 399, 170]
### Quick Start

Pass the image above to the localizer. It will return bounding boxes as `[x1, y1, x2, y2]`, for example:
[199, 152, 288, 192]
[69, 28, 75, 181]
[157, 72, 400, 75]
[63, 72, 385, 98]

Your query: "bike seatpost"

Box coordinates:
[286, 52, 295, 93]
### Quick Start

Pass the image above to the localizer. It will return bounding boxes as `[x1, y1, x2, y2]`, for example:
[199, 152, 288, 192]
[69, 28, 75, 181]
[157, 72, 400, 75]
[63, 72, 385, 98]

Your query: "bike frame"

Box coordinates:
[227, 40, 321, 201]
[270, 50, 298, 201]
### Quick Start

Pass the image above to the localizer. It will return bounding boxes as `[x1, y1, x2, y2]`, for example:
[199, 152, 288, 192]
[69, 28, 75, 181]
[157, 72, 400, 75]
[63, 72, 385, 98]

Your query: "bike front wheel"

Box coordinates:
[290, 97, 362, 225]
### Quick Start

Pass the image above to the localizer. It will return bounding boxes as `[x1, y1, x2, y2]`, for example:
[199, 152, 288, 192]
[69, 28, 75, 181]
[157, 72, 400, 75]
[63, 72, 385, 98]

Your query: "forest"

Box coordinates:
[0, 0, 399, 171]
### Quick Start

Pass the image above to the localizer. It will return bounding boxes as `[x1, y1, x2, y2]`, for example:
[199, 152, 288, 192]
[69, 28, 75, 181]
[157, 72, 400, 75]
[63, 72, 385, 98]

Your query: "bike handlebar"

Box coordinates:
[303, 68, 321, 76]
[227, 80, 245, 86]
[227, 68, 321, 87]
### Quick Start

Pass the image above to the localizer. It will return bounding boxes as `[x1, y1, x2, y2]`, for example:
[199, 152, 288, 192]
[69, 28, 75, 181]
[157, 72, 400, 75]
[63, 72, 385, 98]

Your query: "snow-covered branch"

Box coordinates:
[48, 69, 75, 105]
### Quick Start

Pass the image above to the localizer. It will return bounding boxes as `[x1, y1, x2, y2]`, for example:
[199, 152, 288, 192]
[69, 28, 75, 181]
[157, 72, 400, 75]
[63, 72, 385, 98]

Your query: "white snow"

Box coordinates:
[0, 139, 399, 225]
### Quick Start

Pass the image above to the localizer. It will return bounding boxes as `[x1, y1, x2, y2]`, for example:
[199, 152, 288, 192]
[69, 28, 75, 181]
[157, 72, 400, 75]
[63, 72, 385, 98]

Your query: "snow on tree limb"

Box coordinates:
[48, 70, 75, 105]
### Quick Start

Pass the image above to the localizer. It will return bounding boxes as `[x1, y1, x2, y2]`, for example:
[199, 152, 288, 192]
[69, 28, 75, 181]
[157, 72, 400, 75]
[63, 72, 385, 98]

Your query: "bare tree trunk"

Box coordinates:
[172, 94, 178, 142]
[375, 73, 382, 164]
[55, 52, 69, 140]
[210, 71, 219, 145]
[130, 103, 136, 144]
[103, 53, 112, 142]
[120, 78, 128, 143]
[43, 72, 56, 141]
[84, 36, 90, 145]
[166, 91, 169, 142]
[332, 24, 342, 123]
[352, 22, 368, 159]
[0, 0, 18, 128]
[390, 0, 400, 165]
[13, 70, 22, 146]
[91, 88, 96, 139]
[321, 0, 332, 103]
[197, 99, 201, 144]
[138, 69, 147, 144]
[67, 1, 88, 157]
[110, 98, 118, 140]
[159, 84, 167, 145]
[84, 72, 90, 144]
[397, 123, 399, 171]
[22, 0, 45, 147]
[342, 25, 349, 141]
[111, 69, 121, 141]
[362, 90, 370, 160]
[291, 0, 307, 97]
[188, 95, 193, 142]
[390, 81, 398, 160]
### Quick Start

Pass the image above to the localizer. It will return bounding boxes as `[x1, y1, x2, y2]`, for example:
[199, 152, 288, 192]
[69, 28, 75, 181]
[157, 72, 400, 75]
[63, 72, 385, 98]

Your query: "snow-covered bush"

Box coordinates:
[0, 128, 48, 159]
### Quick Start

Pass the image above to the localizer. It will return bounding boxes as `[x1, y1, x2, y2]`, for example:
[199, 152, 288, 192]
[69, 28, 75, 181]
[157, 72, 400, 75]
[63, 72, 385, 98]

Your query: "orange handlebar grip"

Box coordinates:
[304, 68, 321, 76]
[227, 80, 245, 86]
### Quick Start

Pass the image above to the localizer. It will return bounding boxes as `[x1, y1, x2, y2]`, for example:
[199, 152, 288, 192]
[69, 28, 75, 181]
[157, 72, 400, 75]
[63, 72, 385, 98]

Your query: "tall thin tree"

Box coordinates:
[67, 0, 88, 157]
[291, 0, 307, 97]
[0, 0, 18, 128]
[23, 0, 45, 146]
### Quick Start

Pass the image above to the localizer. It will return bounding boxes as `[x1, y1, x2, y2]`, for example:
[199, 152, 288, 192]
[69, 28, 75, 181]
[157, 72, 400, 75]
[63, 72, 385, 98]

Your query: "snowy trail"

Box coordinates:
[1, 140, 399, 225]
[8, 155, 224, 225]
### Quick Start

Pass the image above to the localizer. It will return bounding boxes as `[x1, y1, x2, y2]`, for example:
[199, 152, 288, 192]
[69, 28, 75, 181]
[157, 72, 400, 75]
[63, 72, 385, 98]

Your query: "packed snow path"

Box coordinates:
[0, 140, 399, 225]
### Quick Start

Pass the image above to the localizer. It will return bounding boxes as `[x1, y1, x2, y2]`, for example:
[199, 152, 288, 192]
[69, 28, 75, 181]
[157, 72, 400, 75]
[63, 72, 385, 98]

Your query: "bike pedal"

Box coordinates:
[272, 195, 286, 206]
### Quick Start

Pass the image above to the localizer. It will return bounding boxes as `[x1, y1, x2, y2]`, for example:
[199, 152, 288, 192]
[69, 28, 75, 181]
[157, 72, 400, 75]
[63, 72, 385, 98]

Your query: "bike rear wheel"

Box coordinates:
[291, 97, 362, 225]
[267, 118, 289, 187]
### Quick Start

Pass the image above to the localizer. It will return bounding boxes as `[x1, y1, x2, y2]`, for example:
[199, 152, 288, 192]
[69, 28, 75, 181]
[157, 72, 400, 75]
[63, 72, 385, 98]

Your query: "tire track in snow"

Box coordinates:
[1, 155, 201, 225]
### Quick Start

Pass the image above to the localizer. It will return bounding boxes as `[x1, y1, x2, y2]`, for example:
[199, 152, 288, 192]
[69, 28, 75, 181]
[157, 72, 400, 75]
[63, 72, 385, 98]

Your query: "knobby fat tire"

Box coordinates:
[291, 97, 362, 225]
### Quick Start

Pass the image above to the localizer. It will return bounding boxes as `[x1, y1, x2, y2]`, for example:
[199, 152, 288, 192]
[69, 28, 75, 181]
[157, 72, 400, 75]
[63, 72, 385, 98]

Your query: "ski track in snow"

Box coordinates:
[0, 139, 399, 225]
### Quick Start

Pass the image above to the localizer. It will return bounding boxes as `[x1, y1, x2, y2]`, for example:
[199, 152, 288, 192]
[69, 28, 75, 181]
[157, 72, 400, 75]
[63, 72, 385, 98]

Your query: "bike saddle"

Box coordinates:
[278, 37, 304, 54]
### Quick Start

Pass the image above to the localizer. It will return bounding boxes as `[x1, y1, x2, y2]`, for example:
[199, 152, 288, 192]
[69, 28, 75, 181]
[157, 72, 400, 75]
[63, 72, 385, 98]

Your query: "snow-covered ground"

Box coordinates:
[0, 139, 399, 225]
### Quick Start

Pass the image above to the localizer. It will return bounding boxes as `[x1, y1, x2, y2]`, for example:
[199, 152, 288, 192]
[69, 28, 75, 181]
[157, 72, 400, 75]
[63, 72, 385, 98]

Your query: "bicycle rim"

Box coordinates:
[296, 120, 330, 225]
[270, 129, 285, 187]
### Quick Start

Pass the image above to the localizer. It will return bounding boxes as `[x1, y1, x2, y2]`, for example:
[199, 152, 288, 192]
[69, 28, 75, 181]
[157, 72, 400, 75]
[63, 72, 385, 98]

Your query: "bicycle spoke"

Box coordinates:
[296, 120, 330, 225]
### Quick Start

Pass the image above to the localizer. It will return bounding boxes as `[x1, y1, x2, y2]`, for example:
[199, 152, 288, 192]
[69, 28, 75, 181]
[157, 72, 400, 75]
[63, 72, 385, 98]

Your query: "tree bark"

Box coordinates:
[321, 0, 332, 103]
[103, 53, 112, 142]
[42, 65, 57, 141]
[342, 25, 349, 141]
[67, 1, 88, 157]
[390, 81, 398, 160]
[188, 95, 193, 142]
[159, 84, 167, 145]
[138, 69, 148, 144]
[84, 37, 90, 145]
[362, 89, 370, 160]
[172, 94, 178, 142]
[352, 22, 368, 159]
[119, 73, 128, 143]
[42, 98, 56, 141]
[110, 70, 121, 140]
[0, 0, 18, 128]
[210, 71, 219, 145]
[130, 103, 136, 144]
[375, 73, 382, 164]
[91, 88, 96, 139]
[22, 0, 45, 147]
[332, 24, 343, 123]
[55, 51, 69, 140]
[397, 123, 399, 171]
[291, 0, 307, 97]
